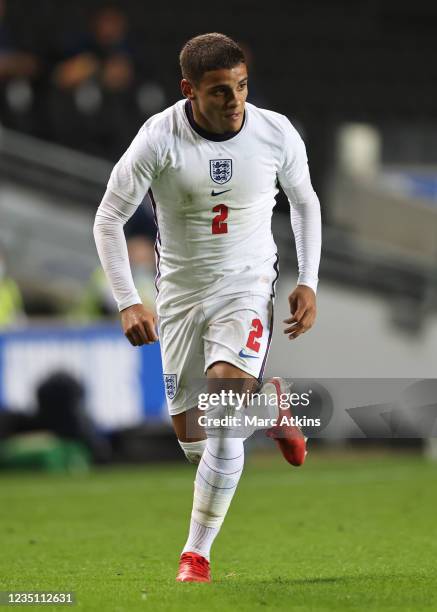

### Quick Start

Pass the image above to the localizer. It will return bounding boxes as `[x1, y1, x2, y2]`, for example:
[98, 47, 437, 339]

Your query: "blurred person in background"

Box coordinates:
[75, 232, 156, 320]
[50, 5, 165, 158]
[53, 6, 133, 90]
[0, 371, 111, 468]
[0, 0, 40, 132]
[125, 234, 157, 311]
[0, 246, 25, 328]
[34, 372, 111, 464]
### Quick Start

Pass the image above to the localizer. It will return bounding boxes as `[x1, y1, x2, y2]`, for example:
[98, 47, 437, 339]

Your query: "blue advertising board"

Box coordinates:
[0, 324, 168, 430]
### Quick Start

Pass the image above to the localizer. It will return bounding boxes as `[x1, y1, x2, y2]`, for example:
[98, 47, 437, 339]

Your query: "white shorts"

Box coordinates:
[159, 293, 274, 415]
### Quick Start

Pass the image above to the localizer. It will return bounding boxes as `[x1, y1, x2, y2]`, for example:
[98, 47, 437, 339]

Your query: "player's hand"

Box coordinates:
[283, 285, 317, 340]
[120, 303, 158, 346]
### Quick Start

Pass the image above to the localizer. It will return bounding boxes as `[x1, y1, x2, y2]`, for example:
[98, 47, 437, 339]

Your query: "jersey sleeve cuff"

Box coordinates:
[118, 295, 143, 312]
[297, 277, 318, 294]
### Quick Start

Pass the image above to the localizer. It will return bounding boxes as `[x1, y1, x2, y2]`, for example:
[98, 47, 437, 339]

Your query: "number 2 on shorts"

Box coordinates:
[246, 318, 263, 353]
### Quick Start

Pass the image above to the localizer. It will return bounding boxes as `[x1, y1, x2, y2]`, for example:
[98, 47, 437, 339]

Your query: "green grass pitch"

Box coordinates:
[1, 451, 437, 611]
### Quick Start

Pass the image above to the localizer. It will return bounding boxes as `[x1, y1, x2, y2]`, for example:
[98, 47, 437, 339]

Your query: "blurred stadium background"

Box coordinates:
[1, 0, 436, 463]
[0, 2, 437, 608]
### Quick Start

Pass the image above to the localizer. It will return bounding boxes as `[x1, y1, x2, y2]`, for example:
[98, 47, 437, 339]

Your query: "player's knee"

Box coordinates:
[178, 439, 207, 464]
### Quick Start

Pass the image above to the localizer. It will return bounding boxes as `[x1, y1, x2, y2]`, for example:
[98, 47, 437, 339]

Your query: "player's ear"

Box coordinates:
[181, 78, 195, 100]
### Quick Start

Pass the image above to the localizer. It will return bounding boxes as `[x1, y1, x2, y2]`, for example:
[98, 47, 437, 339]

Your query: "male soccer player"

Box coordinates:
[94, 33, 321, 582]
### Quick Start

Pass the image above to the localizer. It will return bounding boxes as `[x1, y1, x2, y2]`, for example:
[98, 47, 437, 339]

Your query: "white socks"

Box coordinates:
[178, 439, 207, 464]
[181, 381, 284, 561]
[182, 519, 218, 561]
[182, 436, 244, 560]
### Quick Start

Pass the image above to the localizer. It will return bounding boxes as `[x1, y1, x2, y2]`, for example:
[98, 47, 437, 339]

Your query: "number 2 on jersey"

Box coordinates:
[246, 318, 263, 353]
[212, 204, 228, 234]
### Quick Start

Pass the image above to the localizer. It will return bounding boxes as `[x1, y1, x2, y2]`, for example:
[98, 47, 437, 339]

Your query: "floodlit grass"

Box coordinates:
[1, 451, 437, 611]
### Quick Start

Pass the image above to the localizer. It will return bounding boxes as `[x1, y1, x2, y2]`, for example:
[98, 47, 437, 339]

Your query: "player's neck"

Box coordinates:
[191, 104, 229, 134]
[185, 100, 245, 142]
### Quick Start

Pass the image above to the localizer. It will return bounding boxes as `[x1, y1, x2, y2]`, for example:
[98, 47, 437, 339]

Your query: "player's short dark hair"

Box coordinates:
[179, 33, 245, 84]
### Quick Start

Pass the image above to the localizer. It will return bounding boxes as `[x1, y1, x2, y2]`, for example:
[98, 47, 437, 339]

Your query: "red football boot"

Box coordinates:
[176, 552, 211, 583]
[265, 377, 308, 467]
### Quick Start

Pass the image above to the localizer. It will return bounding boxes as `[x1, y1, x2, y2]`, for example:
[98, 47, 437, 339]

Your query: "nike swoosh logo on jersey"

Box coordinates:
[211, 189, 232, 197]
[238, 349, 259, 359]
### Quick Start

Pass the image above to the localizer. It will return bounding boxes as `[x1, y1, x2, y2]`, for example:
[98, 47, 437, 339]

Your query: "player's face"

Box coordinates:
[182, 63, 248, 134]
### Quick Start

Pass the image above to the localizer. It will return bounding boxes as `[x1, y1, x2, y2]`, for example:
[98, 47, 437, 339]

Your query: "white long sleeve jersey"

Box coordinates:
[94, 99, 322, 316]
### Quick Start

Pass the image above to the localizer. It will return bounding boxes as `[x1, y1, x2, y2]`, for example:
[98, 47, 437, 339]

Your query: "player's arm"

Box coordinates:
[277, 119, 322, 340]
[283, 174, 321, 340]
[93, 127, 159, 346]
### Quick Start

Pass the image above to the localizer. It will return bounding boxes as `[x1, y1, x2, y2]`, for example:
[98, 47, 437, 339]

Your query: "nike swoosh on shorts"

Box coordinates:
[238, 349, 259, 359]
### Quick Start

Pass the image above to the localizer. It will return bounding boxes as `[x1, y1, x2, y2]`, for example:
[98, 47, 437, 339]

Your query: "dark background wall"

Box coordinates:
[3, 0, 437, 199]
[6, 0, 437, 120]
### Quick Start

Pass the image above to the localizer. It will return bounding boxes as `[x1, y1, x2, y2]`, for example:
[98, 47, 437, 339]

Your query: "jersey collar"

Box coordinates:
[184, 100, 246, 142]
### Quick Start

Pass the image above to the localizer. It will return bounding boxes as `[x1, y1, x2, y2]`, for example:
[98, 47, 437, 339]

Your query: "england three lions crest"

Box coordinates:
[210, 159, 232, 185]
[163, 374, 177, 400]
